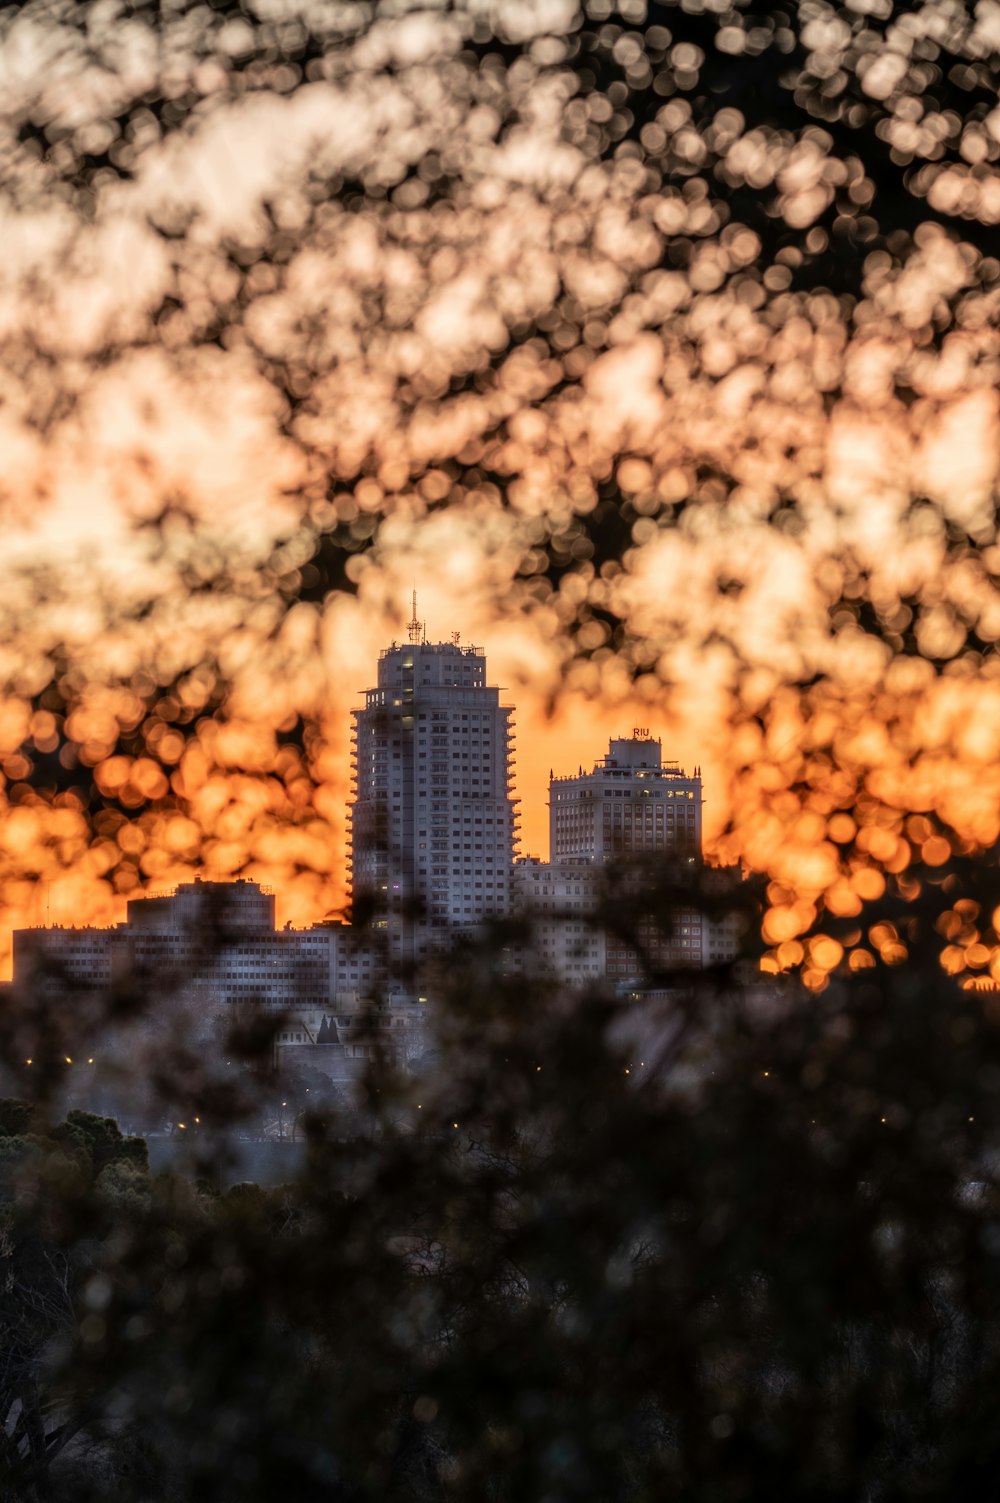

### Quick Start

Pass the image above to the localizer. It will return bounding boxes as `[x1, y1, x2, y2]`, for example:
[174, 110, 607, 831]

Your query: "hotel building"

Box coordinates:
[514, 734, 740, 981]
[550, 733, 702, 863]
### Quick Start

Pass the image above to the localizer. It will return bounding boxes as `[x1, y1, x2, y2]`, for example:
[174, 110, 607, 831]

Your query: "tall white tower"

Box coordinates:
[348, 603, 517, 988]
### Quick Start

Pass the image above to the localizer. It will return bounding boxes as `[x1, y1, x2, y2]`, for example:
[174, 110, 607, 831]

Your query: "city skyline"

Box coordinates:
[11, 628, 734, 1027]
[0, 0, 990, 997]
[0, 610, 714, 964]
[16, 627, 710, 931]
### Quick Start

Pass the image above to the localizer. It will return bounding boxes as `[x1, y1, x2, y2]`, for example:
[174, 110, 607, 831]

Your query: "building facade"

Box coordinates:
[11, 880, 410, 1071]
[511, 857, 606, 982]
[348, 606, 517, 989]
[514, 734, 737, 984]
[550, 733, 703, 864]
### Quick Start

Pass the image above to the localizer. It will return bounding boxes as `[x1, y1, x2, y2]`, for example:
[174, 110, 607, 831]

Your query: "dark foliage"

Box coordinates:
[5, 902, 1000, 1500]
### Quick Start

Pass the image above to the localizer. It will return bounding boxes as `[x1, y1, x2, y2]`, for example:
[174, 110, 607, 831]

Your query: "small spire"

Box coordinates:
[408, 588, 422, 645]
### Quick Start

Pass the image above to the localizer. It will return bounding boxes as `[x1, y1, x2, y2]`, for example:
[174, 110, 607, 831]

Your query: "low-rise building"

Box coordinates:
[12, 879, 413, 1074]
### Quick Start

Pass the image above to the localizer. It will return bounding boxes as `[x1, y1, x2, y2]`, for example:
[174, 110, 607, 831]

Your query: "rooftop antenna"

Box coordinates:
[408, 588, 422, 645]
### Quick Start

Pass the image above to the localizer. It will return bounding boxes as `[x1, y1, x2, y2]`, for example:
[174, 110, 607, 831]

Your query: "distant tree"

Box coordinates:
[0, 1104, 150, 1501]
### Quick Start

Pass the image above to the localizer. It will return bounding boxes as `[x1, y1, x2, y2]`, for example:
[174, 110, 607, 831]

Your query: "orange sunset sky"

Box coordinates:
[2, 0, 1000, 987]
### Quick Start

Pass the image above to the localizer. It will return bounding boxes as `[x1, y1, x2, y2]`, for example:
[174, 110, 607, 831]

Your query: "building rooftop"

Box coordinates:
[379, 639, 484, 660]
[551, 732, 700, 783]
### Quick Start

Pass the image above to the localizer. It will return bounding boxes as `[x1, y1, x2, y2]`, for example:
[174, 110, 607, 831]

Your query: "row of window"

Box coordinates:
[554, 787, 698, 800]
